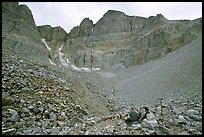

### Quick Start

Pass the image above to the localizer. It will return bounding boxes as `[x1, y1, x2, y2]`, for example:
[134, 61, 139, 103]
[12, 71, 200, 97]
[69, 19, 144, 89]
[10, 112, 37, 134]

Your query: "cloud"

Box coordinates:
[19, 2, 202, 33]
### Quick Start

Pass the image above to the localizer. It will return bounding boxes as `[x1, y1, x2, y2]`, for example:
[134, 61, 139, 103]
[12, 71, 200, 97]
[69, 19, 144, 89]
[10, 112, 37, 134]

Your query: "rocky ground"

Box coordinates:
[2, 35, 202, 135]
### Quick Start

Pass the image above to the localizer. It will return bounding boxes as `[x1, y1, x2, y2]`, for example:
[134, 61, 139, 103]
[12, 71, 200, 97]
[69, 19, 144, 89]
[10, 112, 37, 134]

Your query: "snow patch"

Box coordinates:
[49, 58, 56, 66]
[81, 67, 92, 72]
[71, 65, 81, 72]
[92, 67, 100, 71]
[59, 52, 67, 66]
[57, 45, 101, 72]
[66, 58, 70, 64]
[58, 44, 64, 52]
[42, 39, 51, 51]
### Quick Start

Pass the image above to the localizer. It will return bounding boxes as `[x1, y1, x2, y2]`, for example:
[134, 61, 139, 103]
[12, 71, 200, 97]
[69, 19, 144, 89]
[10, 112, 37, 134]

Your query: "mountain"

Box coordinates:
[37, 10, 202, 70]
[2, 2, 49, 63]
[2, 3, 201, 70]
[2, 2, 202, 135]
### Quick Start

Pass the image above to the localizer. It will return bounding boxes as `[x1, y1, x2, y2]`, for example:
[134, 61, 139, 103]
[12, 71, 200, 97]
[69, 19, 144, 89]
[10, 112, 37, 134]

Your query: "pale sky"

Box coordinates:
[19, 2, 202, 33]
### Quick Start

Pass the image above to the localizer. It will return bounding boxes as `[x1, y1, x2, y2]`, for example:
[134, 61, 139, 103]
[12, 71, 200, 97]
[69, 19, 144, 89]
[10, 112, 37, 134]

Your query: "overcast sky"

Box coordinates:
[19, 2, 202, 33]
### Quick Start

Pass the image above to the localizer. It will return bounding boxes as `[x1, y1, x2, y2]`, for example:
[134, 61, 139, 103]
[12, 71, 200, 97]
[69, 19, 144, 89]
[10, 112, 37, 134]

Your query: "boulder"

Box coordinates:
[9, 109, 20, 122]
[2, 96, 15, 106]
[49, 112, 57, 120]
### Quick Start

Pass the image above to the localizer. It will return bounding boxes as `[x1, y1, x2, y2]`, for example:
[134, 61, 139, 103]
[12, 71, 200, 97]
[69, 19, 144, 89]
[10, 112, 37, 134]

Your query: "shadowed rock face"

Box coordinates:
[2, 2, 49, 63]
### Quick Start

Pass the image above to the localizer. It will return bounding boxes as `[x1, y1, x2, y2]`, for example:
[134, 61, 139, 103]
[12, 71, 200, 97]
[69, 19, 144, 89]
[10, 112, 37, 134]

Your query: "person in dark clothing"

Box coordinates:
[138, 106, 150, 123]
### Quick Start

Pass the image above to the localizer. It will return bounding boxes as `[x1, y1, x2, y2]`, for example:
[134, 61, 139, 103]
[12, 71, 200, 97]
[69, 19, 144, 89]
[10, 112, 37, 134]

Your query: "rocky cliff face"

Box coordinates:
[43, 10, 201, 70]
[68, 18, 94, 38]
[3, 3, 202, 70]
[2, 3, 202, 135]
[37, 25, 67, 64]
[2, 2, 49, 63]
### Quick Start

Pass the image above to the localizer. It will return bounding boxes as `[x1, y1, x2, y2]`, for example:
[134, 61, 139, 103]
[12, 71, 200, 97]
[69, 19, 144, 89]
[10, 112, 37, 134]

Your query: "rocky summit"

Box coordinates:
[2, 2, 202, 135]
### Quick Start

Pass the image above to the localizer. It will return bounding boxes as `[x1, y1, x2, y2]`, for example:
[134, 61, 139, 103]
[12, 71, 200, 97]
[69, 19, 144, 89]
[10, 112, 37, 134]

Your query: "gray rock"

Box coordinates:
[49, 112, 57, 120]
[51, 127, 61, 135]
[9, 109, 20, 122]
[2, 128, 16, 135]
[185, 113, 202, 121]
[104, 124, 114, 134]
[187, 128, 198, 134]
[38, 107, 44, 113]
[2, 96, 15, 106]
[57, 121, 66, 127]
[142, 128, 155, 135]
[41, 120, 49, 129]
[21, 107, 30, 113]
[52, 120, 58, 127]
[132, 123, 142, 130]
[58, 130, 69, 135]
[178, 131, 190, 135]
[37, 100, 42, 105]
[176, 115, 187, 124]
[20, 98, 25, 103]
[61, 111, 66, 117]
[155, 125, 171, 135]
[45, 128, 52, 134]
[186, 109, 199, 115]
[25, 121, 32, 127]
[172, 107, 182, 115]
[84, 131, 89, 135]
[27, 105, 34, 110]
[194, 122, 202, 132]
[69, 116, 84, 127]
[19, 87, 32, 93]
[30, 126, 41, 134]
[19, 79, 27, 86]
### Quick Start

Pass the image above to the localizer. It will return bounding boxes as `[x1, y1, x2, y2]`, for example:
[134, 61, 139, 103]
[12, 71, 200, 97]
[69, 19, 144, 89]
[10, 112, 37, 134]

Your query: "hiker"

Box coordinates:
[137, 106, 151, 123]
[125, 107, 140, 125]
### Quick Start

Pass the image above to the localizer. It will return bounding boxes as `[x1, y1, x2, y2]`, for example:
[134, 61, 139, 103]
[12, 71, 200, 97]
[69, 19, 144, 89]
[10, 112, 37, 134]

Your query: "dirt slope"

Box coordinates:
[111, 34, 202, 107]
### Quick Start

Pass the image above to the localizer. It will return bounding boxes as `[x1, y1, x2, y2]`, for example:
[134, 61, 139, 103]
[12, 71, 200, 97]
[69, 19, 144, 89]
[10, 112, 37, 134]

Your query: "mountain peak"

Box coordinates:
[80, 18, 93, 26]
[155, 13, 167, 20]
[103, 10, 125, 17]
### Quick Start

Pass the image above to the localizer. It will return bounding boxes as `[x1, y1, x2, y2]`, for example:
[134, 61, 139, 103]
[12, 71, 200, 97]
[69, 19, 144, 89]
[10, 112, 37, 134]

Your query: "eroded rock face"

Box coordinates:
[68, 18, 94, 38]
[54, 10, 202, 70]
[2, 2, 49, 63]
[37, 25, 67, 63]
[4, 3, 201, 70]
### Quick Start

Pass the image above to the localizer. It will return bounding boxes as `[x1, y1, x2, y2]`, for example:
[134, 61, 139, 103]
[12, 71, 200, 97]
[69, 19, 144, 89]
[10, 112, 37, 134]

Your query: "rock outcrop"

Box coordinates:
[2, 2, 49, 63]
[2, 3, 202, 70]
[37, 25, 67, 64]
[68, 18, 94, 38]
[48, 10, 201, 70]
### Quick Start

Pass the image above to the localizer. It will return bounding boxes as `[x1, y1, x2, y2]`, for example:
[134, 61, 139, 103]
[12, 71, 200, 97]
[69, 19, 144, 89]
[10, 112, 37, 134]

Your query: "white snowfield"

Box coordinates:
[70, 64, 82, 72]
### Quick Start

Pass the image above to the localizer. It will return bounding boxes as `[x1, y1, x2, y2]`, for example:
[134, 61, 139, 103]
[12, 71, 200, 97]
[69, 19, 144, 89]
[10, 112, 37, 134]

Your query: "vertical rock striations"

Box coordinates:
[56, 10, 202, 70]
[2, 2, 49, 63]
